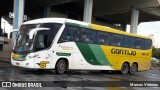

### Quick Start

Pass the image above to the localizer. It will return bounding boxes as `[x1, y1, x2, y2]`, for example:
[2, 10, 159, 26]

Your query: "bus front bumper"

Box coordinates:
[11, 58, 35, 69]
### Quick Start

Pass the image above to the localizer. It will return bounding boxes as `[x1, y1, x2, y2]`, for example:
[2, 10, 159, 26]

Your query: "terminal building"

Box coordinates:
[0, 0, 160, 60]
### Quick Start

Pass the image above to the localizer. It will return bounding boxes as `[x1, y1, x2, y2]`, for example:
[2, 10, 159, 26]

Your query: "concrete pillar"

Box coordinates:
[130, 9, 139, 34]
[83, 0, 93, 23]
[0, 16, 1, 29]
[0, 16, 2, 36]
[44, 5, 51, 18]
[13, 0, 25, 44]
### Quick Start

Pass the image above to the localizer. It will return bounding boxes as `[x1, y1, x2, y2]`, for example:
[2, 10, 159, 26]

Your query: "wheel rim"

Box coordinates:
[59, 62, 65, 71]
[122, 64, 128, 74]
[131, 64, 137, 72]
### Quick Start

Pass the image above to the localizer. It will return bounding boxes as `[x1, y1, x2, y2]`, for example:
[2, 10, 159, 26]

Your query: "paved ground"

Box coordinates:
[0, 61, 159, 90]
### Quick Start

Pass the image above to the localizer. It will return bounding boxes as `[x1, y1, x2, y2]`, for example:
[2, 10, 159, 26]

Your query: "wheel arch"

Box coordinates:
[56, 58, 69, 70]
[123, 61, 130, 67]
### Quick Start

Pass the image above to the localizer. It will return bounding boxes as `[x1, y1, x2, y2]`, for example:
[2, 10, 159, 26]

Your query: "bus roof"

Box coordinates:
[23, 18, 151, 40]
[88, 24, 151, 39]
[23, 18, 67, 24]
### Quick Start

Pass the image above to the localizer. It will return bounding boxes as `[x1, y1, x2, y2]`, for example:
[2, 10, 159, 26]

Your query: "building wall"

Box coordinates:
[0, 37, 12, 60]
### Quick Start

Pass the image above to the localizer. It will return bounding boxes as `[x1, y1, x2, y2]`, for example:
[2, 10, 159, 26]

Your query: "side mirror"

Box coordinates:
[7, 29, 18, 39]
[29, 28, 50, 39]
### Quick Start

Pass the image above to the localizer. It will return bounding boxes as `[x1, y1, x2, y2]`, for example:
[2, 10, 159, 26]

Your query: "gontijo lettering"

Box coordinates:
[111, 48, 136, 56]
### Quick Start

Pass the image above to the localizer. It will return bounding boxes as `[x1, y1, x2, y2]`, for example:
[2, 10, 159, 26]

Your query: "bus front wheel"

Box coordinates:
[121, 63, 129, 75]
[55, 59, 66, 75]
[129, 63, 137, 75]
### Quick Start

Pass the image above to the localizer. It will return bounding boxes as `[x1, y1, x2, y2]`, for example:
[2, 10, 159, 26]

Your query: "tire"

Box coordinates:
[55, 60, 66, 75]
[121, 63, 129, 75]
[129, 63, 137, 75]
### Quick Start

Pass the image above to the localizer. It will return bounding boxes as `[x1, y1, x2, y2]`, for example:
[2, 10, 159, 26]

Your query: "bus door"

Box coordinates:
[34, 32, 52, 69]
[34, 51, 52, 69]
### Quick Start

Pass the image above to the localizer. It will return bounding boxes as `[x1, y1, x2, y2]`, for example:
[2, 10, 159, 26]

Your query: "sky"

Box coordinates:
[1, 18, 160, 48]
[127, 21, 160, 48]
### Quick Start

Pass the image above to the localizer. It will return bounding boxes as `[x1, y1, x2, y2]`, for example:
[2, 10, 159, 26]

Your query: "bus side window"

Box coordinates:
[68, 26, 80, 42]
[97, 31, 110, 45]
[111, 34, 123, 47]
[144, 39, 152, 49]
[42, 23, 62, 45]
[35, 34, 48, 51]
[124, 36, 134, 48]
[66, 34, 71, 40]
[81, 28, 95, 44]
[58, 26, 69, 42]
[58, 25, 80, 43]
[135, 38, 144, 49]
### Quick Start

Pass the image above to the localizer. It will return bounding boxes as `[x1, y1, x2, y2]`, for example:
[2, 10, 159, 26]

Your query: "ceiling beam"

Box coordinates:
[25, 0, 76, 9]
[94, 0, 160, 16]
[142, 7, 160, 16]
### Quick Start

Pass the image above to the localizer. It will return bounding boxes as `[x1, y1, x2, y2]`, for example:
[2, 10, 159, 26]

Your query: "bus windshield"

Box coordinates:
[14, 24, 39, 53]
[13, 23, 62, 53]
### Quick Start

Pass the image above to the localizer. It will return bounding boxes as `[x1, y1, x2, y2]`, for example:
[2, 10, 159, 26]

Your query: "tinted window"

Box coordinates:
[33, 23, 62, 51]
[111, 34, 124, 46]
[97, 31, 110, 45]
[59, 26, 68, 42]
[42, 23, 62, 45]
[59, 25, 80, 42]
[135, 38, 144, 49]
[124, 36, 134, 48]
[70, 26, 80, 41]
[35, 34, 48, 51]
[80, 28, 96, 43]
[145, 39, 152, 49]
[14, 24, 38, 52]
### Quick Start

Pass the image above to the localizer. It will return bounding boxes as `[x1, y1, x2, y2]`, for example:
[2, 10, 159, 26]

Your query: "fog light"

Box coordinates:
[16, 62, 20, 65]
[26, 63, 29, 66]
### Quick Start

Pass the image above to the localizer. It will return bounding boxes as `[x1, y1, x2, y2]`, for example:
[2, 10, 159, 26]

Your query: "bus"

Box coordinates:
[11, 18, 152, 75]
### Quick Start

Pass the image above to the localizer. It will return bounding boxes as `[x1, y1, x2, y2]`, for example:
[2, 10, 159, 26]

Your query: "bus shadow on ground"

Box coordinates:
[18, 68, 123, 76]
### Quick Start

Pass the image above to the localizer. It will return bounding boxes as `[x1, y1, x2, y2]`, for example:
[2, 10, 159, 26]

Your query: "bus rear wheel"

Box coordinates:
[55, 59, 66, 75]
[121, 63, 129, 75]
[129, 63, 137, 75]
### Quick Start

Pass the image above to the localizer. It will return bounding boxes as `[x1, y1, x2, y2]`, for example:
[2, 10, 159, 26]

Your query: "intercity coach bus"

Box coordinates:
[11, 18, 152, 75]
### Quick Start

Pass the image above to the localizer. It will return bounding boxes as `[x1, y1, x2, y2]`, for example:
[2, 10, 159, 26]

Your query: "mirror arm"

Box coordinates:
[29, 28, 50, 39]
